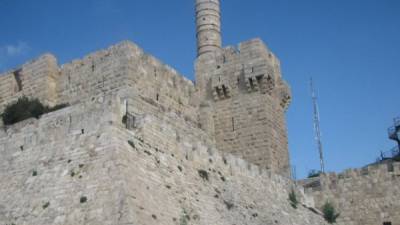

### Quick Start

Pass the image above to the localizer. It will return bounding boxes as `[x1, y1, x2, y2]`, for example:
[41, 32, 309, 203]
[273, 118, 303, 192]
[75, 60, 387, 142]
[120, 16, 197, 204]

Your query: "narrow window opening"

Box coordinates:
[231, 117, 235, 131]
[215, 87, 220, 96]
[218, 76, 221, 82]
[249, 78, 254, 88]
[91, 64, 95, 72]
[81, 129, 85, 134]
[154, 68, 157, 77]
[251, 67, 254, 73]
[156, 94, 159, 101]
[383, 222, 392, 225]
[222, 85, 228, 96]
[13, 69, 23, 92]
[123, 113, 136, 130]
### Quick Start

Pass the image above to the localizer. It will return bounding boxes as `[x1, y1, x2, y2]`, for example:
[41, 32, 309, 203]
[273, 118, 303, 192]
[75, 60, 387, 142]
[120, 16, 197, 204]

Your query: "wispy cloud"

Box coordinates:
[0, 41, 30, 71]
[1, 41, 30, 57]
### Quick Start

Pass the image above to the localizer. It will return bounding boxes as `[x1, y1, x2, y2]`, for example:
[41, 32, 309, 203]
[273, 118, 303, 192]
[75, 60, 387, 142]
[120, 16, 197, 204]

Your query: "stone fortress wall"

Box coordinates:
[301, 162, 400, 225]
[1, 0, 292, 179]
[0, 41, 198, 123]
[1, 0, 397, 224]
[0, 51, 327, 224]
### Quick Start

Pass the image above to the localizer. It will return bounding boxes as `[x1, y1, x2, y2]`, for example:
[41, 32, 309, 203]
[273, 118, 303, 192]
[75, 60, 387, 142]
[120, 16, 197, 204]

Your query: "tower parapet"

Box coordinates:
[196, 37, 292, 176]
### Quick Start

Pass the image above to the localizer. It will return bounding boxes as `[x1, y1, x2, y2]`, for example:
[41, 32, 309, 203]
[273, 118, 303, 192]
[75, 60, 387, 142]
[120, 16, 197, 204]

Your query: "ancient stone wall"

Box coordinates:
[0, 95, 127, 225]
[55, 41, 198, 122]
[0, 54, 59, 111]
[0, 41, 198, 124]
[197, 38, 292, 176]
[0, 90, 327, 225]
[301, 162, 400, 225]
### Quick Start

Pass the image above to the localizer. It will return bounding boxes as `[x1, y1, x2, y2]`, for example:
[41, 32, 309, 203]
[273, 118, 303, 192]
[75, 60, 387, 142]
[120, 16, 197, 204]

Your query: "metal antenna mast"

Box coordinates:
[310, 78, 325, 173]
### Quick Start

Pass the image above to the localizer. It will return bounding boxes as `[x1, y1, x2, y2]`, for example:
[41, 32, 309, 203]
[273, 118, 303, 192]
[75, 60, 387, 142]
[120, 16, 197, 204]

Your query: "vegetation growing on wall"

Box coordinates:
[322, 201, 340, 224]
[1, 96, 69, 125]
[179, 208, 190, 225]
[288, 189, 298, 209]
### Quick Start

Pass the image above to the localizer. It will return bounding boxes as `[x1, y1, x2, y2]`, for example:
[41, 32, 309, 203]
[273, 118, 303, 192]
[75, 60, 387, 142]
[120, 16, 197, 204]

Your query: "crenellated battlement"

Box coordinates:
[0, 41, 198, 124]
[196, 38, 292, 176]
[0, 54, 59, 111]
[300, 161, 400, 224]
[205, 39, 291, 110]
[302, 161, 400, 193]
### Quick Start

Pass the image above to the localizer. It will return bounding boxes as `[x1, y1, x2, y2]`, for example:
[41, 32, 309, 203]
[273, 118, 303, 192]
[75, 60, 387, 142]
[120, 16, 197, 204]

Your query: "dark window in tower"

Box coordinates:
[383, 222, 392, 225]
[156, 93, 159, 101]
[231, 117, 235, 131]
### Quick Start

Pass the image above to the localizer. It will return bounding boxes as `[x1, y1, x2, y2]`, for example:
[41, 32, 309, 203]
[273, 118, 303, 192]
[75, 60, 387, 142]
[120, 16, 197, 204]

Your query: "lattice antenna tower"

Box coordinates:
[310, 78, 325, 173]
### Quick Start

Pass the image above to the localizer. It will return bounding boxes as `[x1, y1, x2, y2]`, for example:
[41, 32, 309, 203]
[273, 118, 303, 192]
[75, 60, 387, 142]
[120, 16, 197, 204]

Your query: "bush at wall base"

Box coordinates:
[322, 201, 340, 224]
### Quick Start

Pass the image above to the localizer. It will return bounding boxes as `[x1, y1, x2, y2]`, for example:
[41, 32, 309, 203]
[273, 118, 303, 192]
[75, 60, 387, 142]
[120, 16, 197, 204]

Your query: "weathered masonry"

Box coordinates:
[195, 0, 292, 176]
[3, 0, 398, 225]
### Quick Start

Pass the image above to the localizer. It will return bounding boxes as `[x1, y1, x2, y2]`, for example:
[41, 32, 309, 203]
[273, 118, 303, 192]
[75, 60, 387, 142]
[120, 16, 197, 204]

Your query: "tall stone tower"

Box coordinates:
[194, 0, 223, 95]
[195, 0, 292, 176]
[195, 0, 222, 56]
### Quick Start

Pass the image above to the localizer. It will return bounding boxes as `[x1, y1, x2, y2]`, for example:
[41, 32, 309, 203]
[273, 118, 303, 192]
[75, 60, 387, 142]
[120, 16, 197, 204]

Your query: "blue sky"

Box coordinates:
[1, 0, 399, 178]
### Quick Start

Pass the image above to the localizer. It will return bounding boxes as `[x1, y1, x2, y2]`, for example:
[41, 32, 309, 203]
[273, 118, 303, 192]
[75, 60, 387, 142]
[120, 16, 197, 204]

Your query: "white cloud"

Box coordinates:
[0, 41, 30, 72]
[2, 42, 30, 57]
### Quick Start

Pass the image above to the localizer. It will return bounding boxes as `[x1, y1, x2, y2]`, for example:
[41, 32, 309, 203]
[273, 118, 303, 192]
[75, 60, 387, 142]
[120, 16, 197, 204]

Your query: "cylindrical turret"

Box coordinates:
[195, 0, 222, 56]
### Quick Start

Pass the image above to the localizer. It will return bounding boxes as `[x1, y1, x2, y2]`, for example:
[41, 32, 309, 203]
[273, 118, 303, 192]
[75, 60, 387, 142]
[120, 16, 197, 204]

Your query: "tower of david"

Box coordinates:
[0, 1, 399, 225]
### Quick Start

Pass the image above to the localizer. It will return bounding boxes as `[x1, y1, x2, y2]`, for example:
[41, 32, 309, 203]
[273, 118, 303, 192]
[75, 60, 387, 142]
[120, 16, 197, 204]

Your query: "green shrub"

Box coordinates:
[322, 201, 340, 223]
[1, 97, 69, 125]
[179, 209, 190, 225]
[2, 97, 45, 125]
[288, 189, 298, 209]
